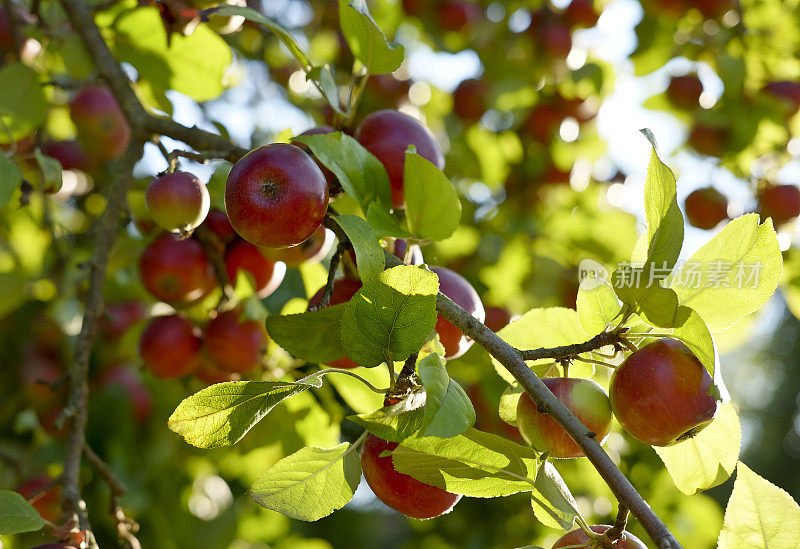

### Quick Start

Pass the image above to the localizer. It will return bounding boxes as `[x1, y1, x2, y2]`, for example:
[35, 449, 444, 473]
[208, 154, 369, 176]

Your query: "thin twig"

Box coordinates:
[309, 241, 347, 311]
[517, 330, 623, 361]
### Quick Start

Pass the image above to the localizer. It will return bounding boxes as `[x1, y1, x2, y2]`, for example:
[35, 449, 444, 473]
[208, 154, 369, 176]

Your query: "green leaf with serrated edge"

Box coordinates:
[340, 265, 438, 367]
[671, 306, 715, 376]
[334, 215, 384, 282]
[499, 385, 523, 427]
[490, 308, 587, 384]
[366, 202, 412, 238]
[668, 214, 782, 333]
[266, 305, 346, 363]
[209, 5, 310, 67]
[640, 128, 683, 271]
[294, 132, 391, 210]
[307, 65, 345, 115]
[529, 461, 579, 530]
[0, 154, 22, 208]
[417, 353, 475, 438]
[249, 442, 361, 521]
[348, 389, 426, 442]
[576, 278, 622, 336]
[168, 380, 321, 448]
[614, 276, 679, 329]
[0, 64, 47, 142]
[718, 462, 800, 549]
[0, 490, 46, 535]
[391, 428, 539, 497]
[655, 402, 740, 495]
[404, 151, 462, 241]
[338, 0, 404, 74]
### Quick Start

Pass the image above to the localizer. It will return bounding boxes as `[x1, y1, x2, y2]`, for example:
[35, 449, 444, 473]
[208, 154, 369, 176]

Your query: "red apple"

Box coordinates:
[195, 354, 236, 384]
[139, 233, 217, 304]
[684, 187, 728, 230]
[758, 184, 800, 226]
[540, 23, 572, 57]
[140, 315, 202, 378]
[610, 338, 719, 446]
[553, 524, 647, 548]
[452, 78, 489, 123]
[762, 81, 800, 114]
[565, 0, 599, 28]
[667, 74, 703, 110]
[69, 85, 131, 162]
[225, 143, 329, 248]
[436, 1, 482, 32]
[292, 125, 339, 192]
[688, 124, 727, 157]
[100, 365, 153, 421]
[356, 109, 445, 209]
[224, 239, 286, 297]
[205, 208, 237, 242]
[203, 309, 268, 373]
[41, 140, 90, 171]
[524, 102, 564, 144]
[146, 171, 210, 233]
[429, 266, 485, 359]
[14, 475, 61, 522]
[483, 306, 511, 332]
[401, 0, 425, 16]
[308, 278, 363, 368]
[361, 434, 462, 519]
[263, 226, 334, 268]
[517, 377, 612, 458]
[100, 301, 148, 340]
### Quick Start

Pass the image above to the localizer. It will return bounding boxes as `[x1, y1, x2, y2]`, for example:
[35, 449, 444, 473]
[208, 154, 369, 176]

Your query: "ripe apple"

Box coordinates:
[225, 143, 329, 248]
[436, 0, 482, 32]
[517, 377, 612, 458]
[762, 81, 800, 114]
[41, 140, 90, 171]
[565, 0, 599, 28]
[308, 278, 363, 368]
[195, 354, 236, 384]
[355, 109, 445, 209]
[224, 239, 286, 297]
[688, 124, 727, 157]
[205, 208, 237, 242]
[684, 187, 728, 230]
[666, 74, 703, 110]
[401, 0, 425, 16]
[14, 475, 61, 522]
[263, 226, 334, 268]
[100, 301, 148, 340]
[139, 233, 216, 304]
[99, 365, 153, 421]
[146, 171, 210, 233]
[292, 125, 339, 192]
[541, 23, 572, 57]
[69, 85, 131, 162]
[203, 309, 268, 373]
[452, 78, 489, 123]
[758, 184, 800, 226]
[140, 315, 201, 378]
[610, 338, 719, 446]
[361, 434, 462, 519]
[552, 524, 647, 548]
[524, 102, 563, 144]
[429, 266, 485, 359]
[483, 306, 511, 332]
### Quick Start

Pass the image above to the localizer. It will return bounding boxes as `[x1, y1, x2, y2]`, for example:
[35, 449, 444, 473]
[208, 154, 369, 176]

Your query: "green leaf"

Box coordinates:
[327, 366, 387, 413]
[0, 154, 22, 208]
[341, 265, 438, 367]
[110, 7, 232, 102]
[529, 461, 580, 530]
[307, 65, 345, 115]
[348, 390, 427, 442]
[34, 149, 63, 193]
[404, 151, 462, 241]
[499, 385, 523, 427]
[338, 0, 405, 74]
[670, 306, 716, 376]
[294, 131, 391, 210]
[491, 308, 587, 384]
[614, 274, 679, 329]
[718, 462, 800, 549]
[249, 443, 361, 521]
[266, 305, 346, 364]
[211, 5, 309, 65]
[576, 278, 622, 335]
[168, 380, 321, 448]
[0, 63, 47, 142]
[334, 215, 384, 282]
[669, 214, 782, 333]
[655, 403, 740, 495]
[0, 490, 46, 535]
[365, 203, 412, 238]
[417, 353, 475, 438]
[391, 428, 540, 497]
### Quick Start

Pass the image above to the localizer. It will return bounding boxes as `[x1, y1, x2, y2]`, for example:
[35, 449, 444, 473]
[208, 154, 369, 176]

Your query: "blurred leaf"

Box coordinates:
[576, 278, 621, 335]
[0, 490, 46, 534]
[338, 0, 404, 74]
[392, 429, 540, 497]
[334, 214, 384, 281]
[341, 265, 438, 367]
[168, 380, 322, 448]
[655, 403, 740, 495]
[717, 462, 800, 549]
[417, 353, 475, 438]
[307, 65, 345, 115]
[0, 63, 47, 142]
[404, 151, 462, 241]
[0, 154, 22, 208]
[348, 390, 426, 442]
[529, 461, 579, 530]
[327, 366, 387, 413]
[249, 443, 361, 521]
[34, 149, 63, 193]
[266, 305, 346, 364]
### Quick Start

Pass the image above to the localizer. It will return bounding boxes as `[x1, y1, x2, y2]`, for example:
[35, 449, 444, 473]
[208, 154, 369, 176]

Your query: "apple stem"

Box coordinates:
[573, 355, 618, 370]
[604, 504, 630, 542]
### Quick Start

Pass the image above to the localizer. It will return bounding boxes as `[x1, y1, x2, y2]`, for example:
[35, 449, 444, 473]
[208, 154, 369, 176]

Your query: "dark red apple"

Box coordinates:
[356, 109, 445, 209]
[361, 434, 462, 519]
[524, 102, 564, 144]
[140, 315, 201, 378]
[429, 266, 485, 359]
[483, 306, 511, 332]
[100, 365, 153, 421]
[540, 23, 572, 57]
[100, 301, 148, 340]
[14, 475, 61, 522]
[565, 0, 599, 28]
[224, 239, 286, 297]
[139, 233, 216, 304]
[41, 140, 90, 171]
[225, 143, 328, 248]
[195, 354, 236, 384]
[762, 81, 800, 114]
[688, 124, 727, 157]
[146, 171, 210, 233]
[552, 524, 646, 548]
[263, 226, 334, 267]
[203, 310, 268, 374]
[517, 377, 612, 458]
[610, 338, 719, 447]
[205, 208, 237, 242]
[436, 1, 482, 32]
[69, 85, 131, 162]
[452, 78, 489, 123]
[401, 0, 425, 16]
[667, 74, 703, 110]
[684, 187, 728, 230]
[308, 278, 363, 368]
[758, 184, 800, 226]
